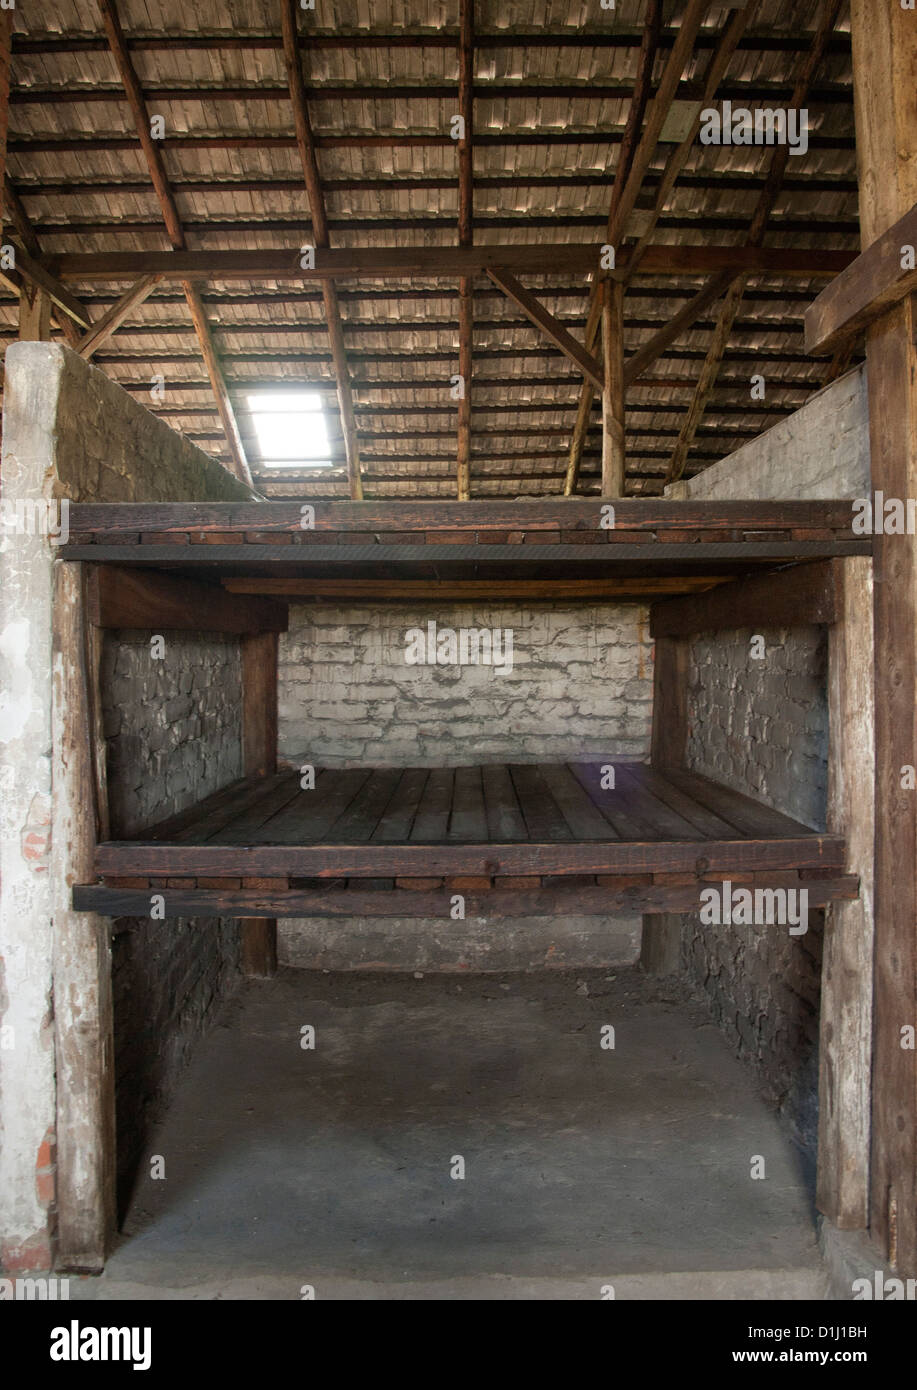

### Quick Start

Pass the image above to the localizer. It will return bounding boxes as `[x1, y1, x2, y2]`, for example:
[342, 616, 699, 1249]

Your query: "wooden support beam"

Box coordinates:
[805, 200, 917, 355]
[222, 576, 729, 602]
[601, 278, 625, 495]
[849, 0, 917, 1274]
[666, 0, 844, 484]
[487, 268, 604, 391]
[0, 11, 10, 244]
[650, 636, 688, 772]
[565, 0, 708, 492]
[2, 178, 84, 347]
[46, 244, 855, 284]
[76, 274, 161, 358]
[240, 632, 279, 977]
[818, 556, 875, 1230]
[18, 283, 52, 340]
[14, 245, 92, 329]
[651, 560, 838, 638]
[86, 565, 287, 634]
[51, 563, 116, 1271]
[281, 0, 362, 500]
[456, 0, 474, 500]
[623, 270, 735, 388]
[96, 0, 251, 485]
[74, 878, 861, 923]
[457, 276, 472, 500]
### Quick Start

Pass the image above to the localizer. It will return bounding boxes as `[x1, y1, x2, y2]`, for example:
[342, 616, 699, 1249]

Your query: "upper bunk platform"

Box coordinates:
[73, 761, 857, 921]
[60, 500, 870, 598]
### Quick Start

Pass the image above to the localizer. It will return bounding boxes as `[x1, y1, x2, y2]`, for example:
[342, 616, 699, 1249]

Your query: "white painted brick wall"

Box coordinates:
[278, 602, 654, 766]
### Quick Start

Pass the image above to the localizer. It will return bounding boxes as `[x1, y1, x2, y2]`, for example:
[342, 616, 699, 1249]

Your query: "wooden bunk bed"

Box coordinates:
[61, 498, 866, 922]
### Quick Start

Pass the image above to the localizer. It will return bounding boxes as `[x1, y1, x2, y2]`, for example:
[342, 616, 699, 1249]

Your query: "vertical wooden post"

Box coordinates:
[51, 563, 116, 1270]
[817, 558, 875, 1229]
[240, 632, 278, 977]
[601, 277, 625, 496]
[849, 0, 917, 1271]
[641, 629, 689, 973]
[19, 286, 52, 341]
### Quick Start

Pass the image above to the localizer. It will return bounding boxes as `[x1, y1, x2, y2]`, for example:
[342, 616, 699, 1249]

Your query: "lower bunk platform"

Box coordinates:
[75, 762, 858, 920]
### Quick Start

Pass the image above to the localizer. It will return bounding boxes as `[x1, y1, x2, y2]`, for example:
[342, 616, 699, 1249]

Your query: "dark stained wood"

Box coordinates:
[329, 767, 402, 841]
[241, 632, 279, 778]
[410, 767, 455, 840]
[613, 763, 707, 840]
[650, 637, 688, 771]
[623, 271, 735, 387]
[449, 765, 488, 840]
[240, 919, 277, 977]
[601, 277, 625, 495]
[481, 763, 527, 841]
[94, 835, 847, 878]
[665, 768, 811, 837]
[76, 274, 161, 358]
[805, 199, 917, 355]
[650, 560, 839, 637]
[371, 768, 429, 841]
[540, 764, 619, 840]
[47, 245, 855, 283]
[850, 0, 917, 1271]
[487, 268, 604, 391]
[223, 578, 731, 601]
[64, 498, 866, 535]
[87, 565, 287, 634]
[567, 762, 663, 840]
[265, 768, 371, 843]
[509, 764, 574, 841]
[74, 875, 861, 921]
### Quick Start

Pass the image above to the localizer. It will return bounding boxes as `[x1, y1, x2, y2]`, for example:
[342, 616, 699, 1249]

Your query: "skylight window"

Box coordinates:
[247, 391, 332, 470]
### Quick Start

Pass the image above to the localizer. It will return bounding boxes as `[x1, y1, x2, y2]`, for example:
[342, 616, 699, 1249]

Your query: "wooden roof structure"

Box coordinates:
[0, 0, 860, 498]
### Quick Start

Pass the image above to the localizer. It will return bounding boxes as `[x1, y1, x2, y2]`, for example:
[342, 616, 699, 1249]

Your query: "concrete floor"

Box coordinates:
[73, 967, 828, 1300]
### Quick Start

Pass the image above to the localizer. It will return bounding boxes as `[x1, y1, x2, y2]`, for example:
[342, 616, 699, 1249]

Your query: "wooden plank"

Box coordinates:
[241, 632, 279, 778]
[182, 283, 252, 486]
[87, 564, 287, 634]
[487, 268, 604, 391]
[240, 920, 277, 977]
[650, 561, 839, 637]
[51, 562, 116, 1270]
[48, 244, 855, 283]
[601, 277, 625, 495]
[631, 763, 739, 838]
[509, 764, 574, 841]
[449, 765, 488, 840]
[650, 637, 688, 770]
[665, 768, 809, 838]
[220, 774, 306, 844]
[371, 767, 430, 841]
[540, 764, 619, 840]
[327, 767, 402, 842]
[95, 835, 847, 878]
[146, 772, 289, 843]
[64, 498, 865, 534]
[481, 763, 528, 841]
[567, 762, 656, 840]
[410, 767, 455, 840]
[76, 274, 161, 358]
[817, 556, 875, 1229]
[14, 245, 91, 328]
[18, 283, 51, 340]
[805, 200, 917, 355]
[667, 275, 746, 483]
[613, 763, 708, 840]
[265, 768, 371, 843]
[850, 0, 917, 1271]
[223, 577, 732, 601]
[75, 876, 861, 921]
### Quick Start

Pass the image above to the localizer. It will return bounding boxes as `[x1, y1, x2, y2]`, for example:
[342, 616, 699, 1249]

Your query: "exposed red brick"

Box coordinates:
[395, 877, 443, 890]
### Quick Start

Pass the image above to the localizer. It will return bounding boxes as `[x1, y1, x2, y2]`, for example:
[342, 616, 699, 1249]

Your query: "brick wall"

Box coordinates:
[669, 369, 867, 1157]
[99, 628, 243, 1198]
[102, 630, 242, 837]
[686, 626, 829, 833]
[278, 601, 654, 766]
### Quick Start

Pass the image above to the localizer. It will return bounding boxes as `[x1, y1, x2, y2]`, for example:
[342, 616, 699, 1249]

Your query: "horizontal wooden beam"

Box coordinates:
[95, 836, 847, 878]
[48, 244, 855, 283]
[65, 498, 863, 533]
[86, 565, 287, 633]
[804, 198, 917, 354]
[650, 559, 839, 637]
[73, 876, 860, 921]
[487, 267, 604, 389]
[221, 576, 729, 601]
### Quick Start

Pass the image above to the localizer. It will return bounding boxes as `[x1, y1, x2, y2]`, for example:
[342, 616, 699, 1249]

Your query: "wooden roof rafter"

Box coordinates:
[280, 0, 362, 502]
[94, 0, 252, 487]
[666, 0, 845, 485]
